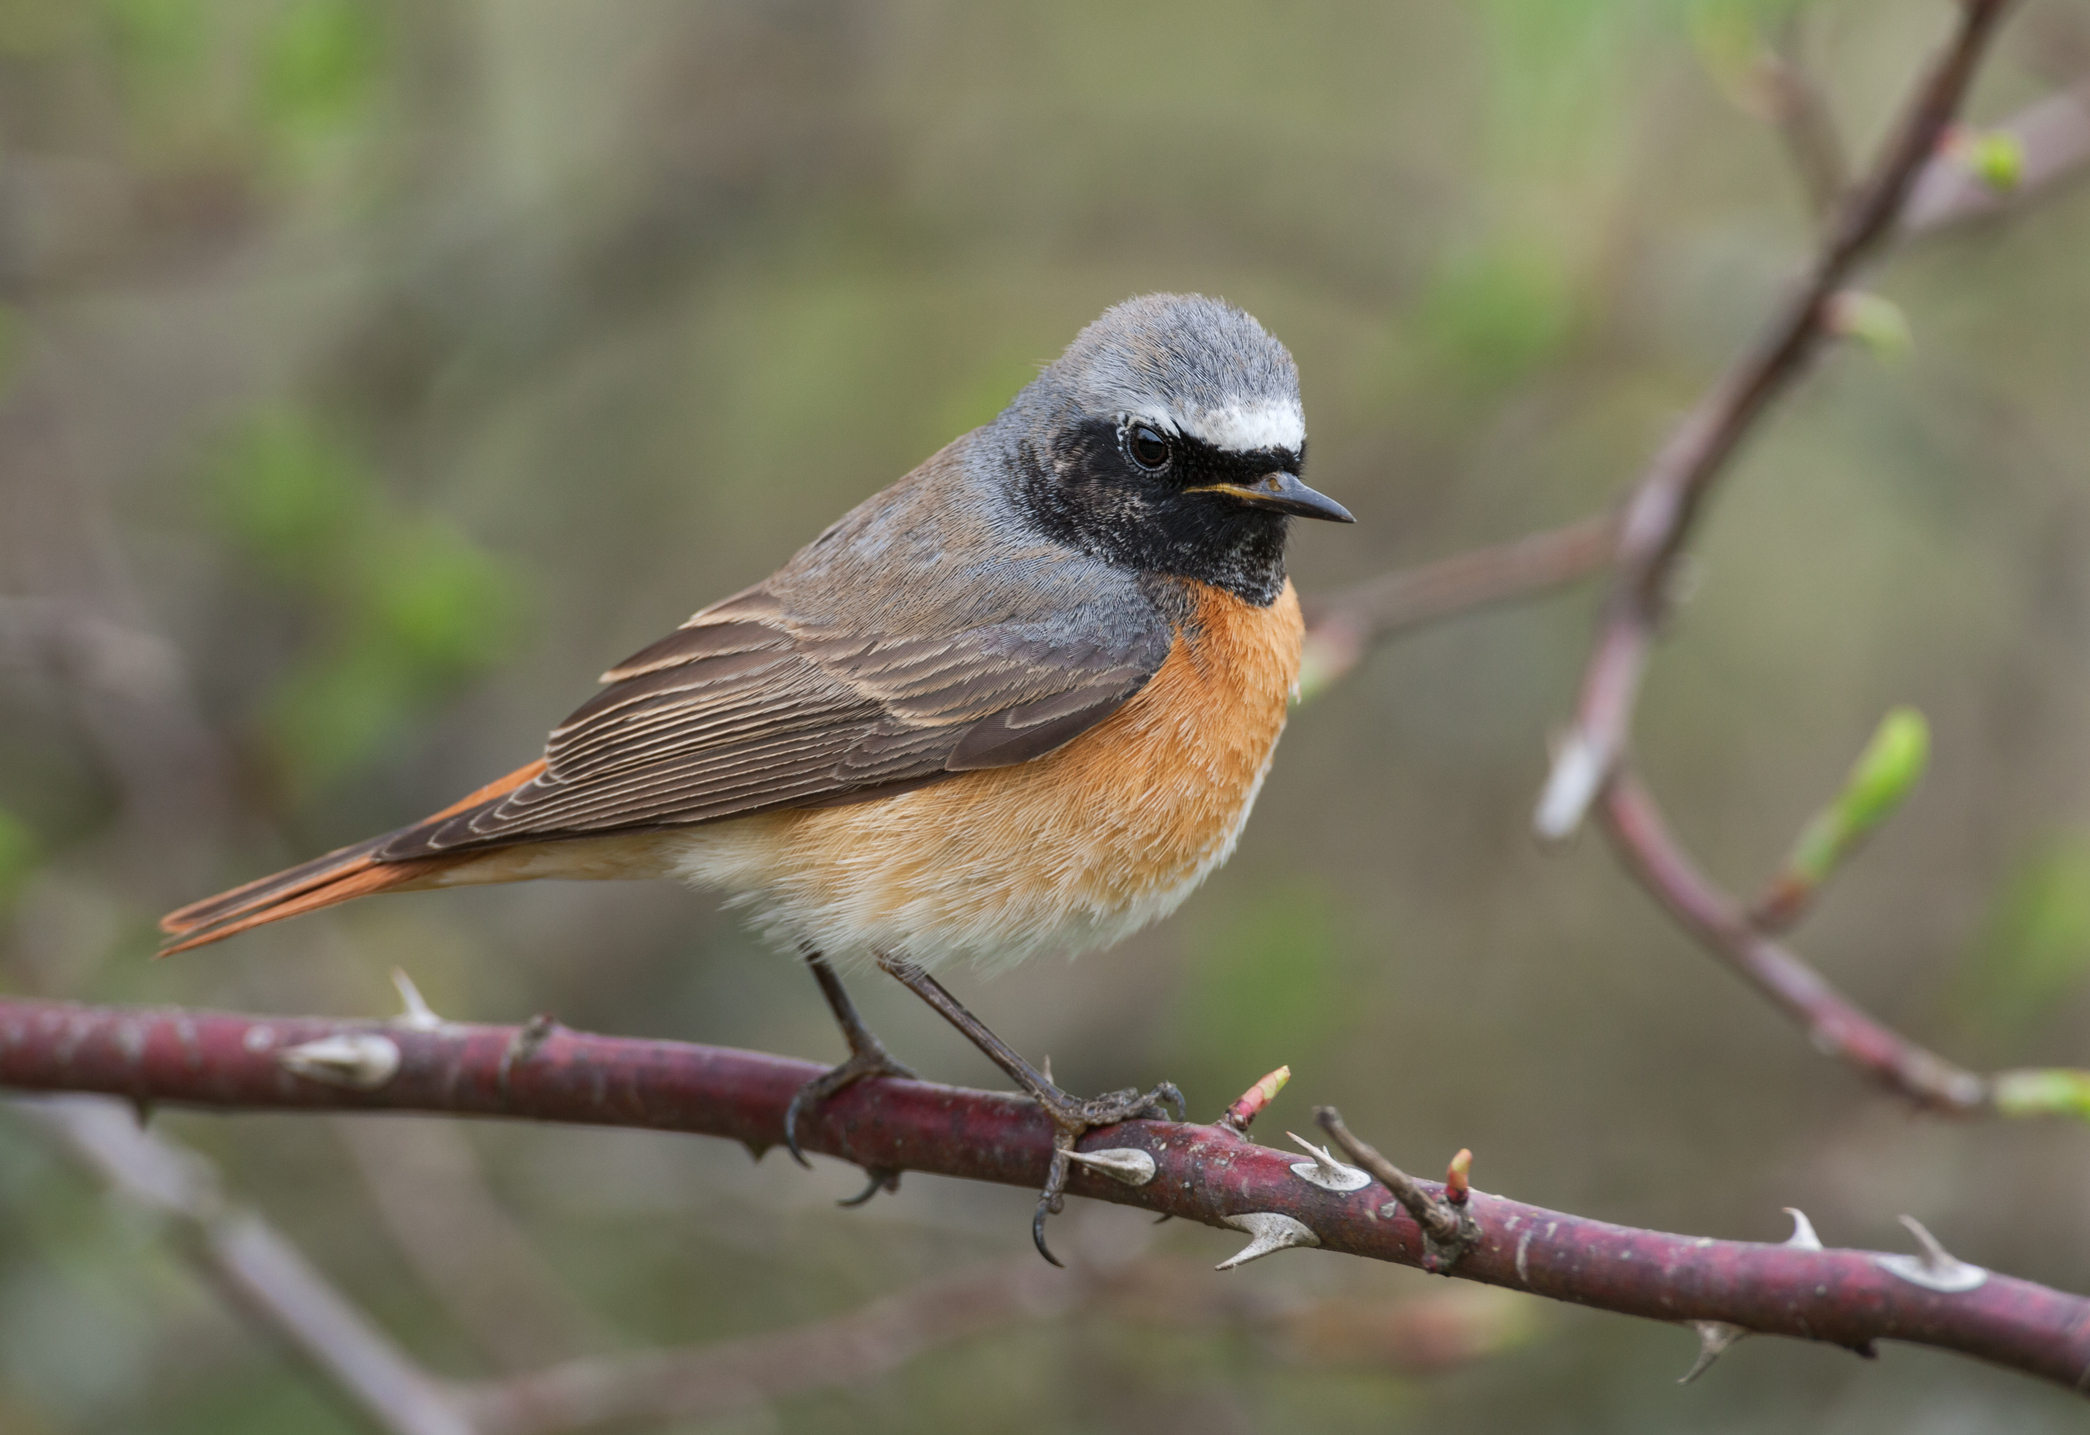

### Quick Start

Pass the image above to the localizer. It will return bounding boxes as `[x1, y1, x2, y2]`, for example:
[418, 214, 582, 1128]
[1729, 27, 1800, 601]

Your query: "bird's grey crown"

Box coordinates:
[1001, 293, 1304, 454]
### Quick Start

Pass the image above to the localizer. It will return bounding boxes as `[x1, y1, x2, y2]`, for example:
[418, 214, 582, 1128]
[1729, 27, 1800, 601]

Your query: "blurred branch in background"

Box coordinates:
[5, 1000, 2086, 1397]
[1296, 512, 1621, 700]
[1601, 767, 1988, 1115]
[0, 596, 235, 887]
[1533, 0, 2014, 839]
[1295, 47, 2090, 710]
[1279, 13, 2090, 1135]
[1903, 78, 2090, 231]
[15, 1092, 1520, 1435]
[457, 1249, 1524, 1435]
[18, 1097, 474, 1435]
[333, 1116, 621, 1374]
[1754, 16, 1852, 221]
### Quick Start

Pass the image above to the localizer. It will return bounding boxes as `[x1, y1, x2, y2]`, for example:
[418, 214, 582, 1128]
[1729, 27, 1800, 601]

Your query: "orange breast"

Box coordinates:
[665, 579, 1306, 969]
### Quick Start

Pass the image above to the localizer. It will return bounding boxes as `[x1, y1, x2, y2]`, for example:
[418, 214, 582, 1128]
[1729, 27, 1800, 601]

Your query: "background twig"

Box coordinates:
[1534, 0, 2016, 838]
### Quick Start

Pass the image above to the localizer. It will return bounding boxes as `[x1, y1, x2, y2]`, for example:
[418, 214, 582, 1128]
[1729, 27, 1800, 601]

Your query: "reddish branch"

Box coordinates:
[1903, 80, 2090, 233]
[6, 996, 2089, 1395]
[1597, 769, 1990, 1113]
[28, 1092, 1505, 1435]
[1534, 0, 2017, 838]
[1298, 513, 1620, 693]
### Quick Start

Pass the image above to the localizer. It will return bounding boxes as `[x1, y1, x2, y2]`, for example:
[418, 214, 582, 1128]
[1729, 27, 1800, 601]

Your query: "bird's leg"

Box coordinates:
[784, 950, 917, 1190]
[876, 954, 1183, 1266]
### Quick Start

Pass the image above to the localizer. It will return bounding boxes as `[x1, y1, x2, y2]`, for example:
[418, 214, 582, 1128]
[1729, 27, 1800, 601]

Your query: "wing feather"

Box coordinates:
[376, 585, 1171, 859]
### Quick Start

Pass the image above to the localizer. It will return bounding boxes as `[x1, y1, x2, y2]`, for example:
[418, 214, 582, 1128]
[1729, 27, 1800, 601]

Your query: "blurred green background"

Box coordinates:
[3, 0, 2090, 1430]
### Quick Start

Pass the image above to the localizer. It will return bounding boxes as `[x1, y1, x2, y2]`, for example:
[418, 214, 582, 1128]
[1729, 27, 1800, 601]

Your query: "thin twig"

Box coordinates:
[1534, 0, 2017, 839]
[1314, 1107, 1478, 1274]
[335, 1118, 617, 1373]
[1295, 69, 2090, 706]
[5, 998, 2088, 1394]
[457, 1260, 1072, 1435]
[16, 1096, 475, 1435]
[1596, 769, 1991, 1112]
[1904, 81, 2090, 233]
[458, 1254, 1518, 1435]
[1760, 18, 1852, 220]
[1297, 513, 1620, 696]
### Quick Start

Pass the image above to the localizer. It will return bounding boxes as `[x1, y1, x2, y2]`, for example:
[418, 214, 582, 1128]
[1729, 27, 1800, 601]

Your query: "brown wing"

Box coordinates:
[375, 585, 1172, 858]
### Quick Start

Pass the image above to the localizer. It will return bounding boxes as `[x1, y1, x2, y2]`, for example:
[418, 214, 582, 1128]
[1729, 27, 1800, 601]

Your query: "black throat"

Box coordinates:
[1011, 420, 1294, 607]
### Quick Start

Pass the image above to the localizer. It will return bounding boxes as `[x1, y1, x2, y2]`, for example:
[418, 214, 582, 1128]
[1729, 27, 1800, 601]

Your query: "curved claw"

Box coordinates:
[782, 1045, 916, 1173]
[1155, 1081, 1186, 1123]
[782, 1088, 815, 1169]
[1032, 1196, 1065, 1267]
[838, 1167, 902, 1207]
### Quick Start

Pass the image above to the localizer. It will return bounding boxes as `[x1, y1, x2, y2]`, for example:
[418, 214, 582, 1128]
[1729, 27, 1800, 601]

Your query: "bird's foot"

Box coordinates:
[783, 1038, 917, 1171]
[1029, 1079, 1184, 1267]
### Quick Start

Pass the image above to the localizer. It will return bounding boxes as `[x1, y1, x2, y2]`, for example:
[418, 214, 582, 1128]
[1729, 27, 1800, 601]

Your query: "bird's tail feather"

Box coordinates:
[157, 759, 548, 955]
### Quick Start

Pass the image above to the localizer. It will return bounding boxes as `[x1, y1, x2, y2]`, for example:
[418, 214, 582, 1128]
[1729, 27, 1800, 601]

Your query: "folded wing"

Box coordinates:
[387, 584, 1169, 856]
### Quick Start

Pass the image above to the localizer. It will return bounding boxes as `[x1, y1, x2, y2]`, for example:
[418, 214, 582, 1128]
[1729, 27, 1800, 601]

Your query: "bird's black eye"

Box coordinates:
[1127, 424, 1171, 471]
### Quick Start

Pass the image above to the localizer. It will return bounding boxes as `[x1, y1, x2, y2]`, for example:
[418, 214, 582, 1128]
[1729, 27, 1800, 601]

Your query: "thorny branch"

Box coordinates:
[5, 999, 2090, 1398]
[1313, 1107, 1479, 1275]
[19, 1089, 1513, 1435]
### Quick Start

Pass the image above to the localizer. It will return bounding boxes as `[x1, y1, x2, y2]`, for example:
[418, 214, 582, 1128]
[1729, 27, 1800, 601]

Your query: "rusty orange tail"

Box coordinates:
[158, 759, 547, 955]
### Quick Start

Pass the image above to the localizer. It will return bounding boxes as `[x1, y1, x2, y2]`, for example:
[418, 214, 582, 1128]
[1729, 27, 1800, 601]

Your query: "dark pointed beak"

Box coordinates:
[1188, 471, 1356, 523]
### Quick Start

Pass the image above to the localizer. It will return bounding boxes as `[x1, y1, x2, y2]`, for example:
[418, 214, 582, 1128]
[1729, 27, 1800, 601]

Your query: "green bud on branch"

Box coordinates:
[1754, 707, 1930, 931]
[1825, 291, 1913, 363]
[1947, 126, 2026, 194]
[1992, 1068, 2090, 1123]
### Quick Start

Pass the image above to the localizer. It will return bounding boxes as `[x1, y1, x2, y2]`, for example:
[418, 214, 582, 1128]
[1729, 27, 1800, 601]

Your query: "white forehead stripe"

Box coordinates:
[1131, 399, 1304, 455]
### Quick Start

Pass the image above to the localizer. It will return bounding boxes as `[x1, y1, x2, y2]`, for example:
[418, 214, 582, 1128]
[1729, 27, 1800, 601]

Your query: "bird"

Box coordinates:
[159, 292, 1353, 1261]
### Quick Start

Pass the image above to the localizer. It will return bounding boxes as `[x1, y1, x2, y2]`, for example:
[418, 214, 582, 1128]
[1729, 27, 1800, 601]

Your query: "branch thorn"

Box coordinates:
[1782, 1206, 1824, 1250]
[1214, 1211, 1320, 1271]
[1285, 1131, 1369, 1191]
[1063, 1146, 1158, 1187]
[1876, 1215, 1987, 1293]
[388, 969, 445, 1032]
[1680, 1320, 1750, 1383]
[1535, 730, 1605, 840]
[1314, 1106, 1481, 1273]
[277, 1033, 401, 1091]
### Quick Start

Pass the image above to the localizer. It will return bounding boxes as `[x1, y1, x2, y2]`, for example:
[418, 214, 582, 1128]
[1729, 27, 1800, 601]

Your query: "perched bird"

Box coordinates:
[161, 293, 1352, 1260]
